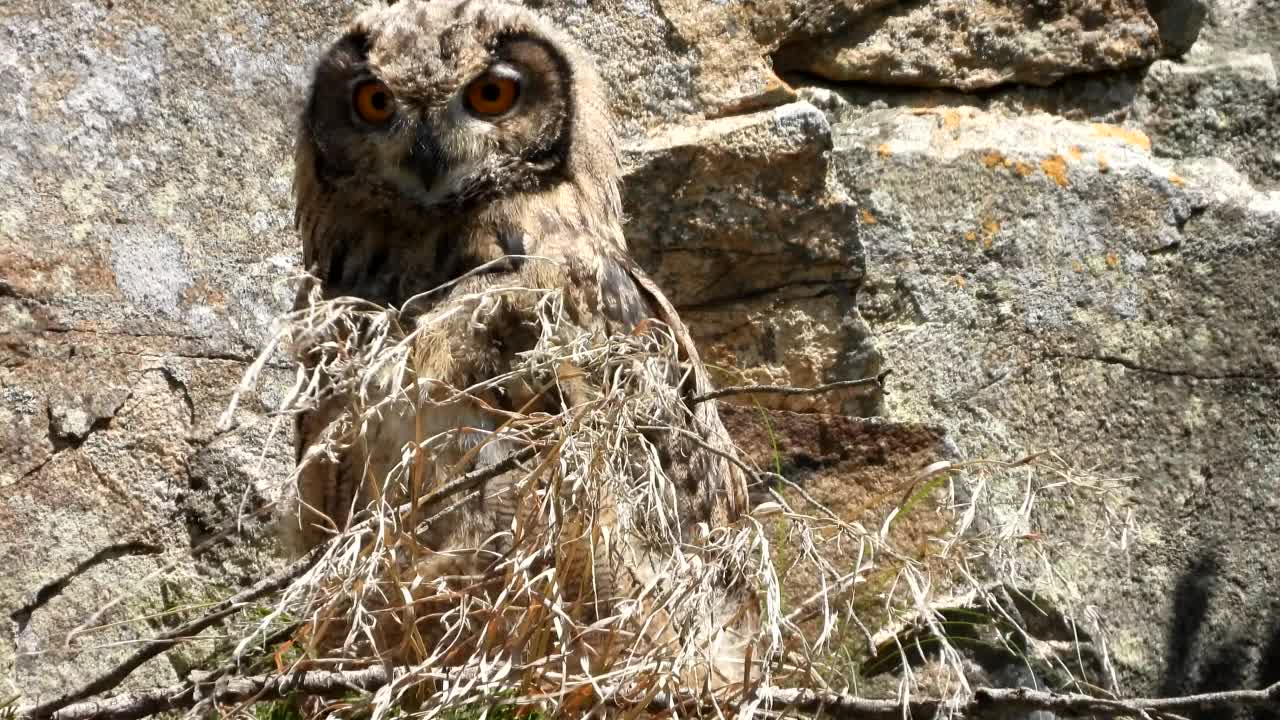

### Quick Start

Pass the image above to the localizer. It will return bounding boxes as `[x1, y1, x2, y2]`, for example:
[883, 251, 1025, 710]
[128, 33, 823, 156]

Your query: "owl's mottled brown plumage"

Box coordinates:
[286, 0, 755, 684]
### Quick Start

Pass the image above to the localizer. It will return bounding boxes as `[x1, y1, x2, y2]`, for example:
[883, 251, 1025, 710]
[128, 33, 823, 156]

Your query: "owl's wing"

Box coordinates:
[604, 248, 751, 527]
[601, 251, 760, 673]
[286, 269, 371, 555]
[286, 394, 360, 554]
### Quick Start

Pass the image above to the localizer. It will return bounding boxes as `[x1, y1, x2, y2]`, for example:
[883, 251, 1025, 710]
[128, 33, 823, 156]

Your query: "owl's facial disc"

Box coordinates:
[301, 13, 574, 212]
[399, 62, 533, 205]
[399, 37, 571, 208]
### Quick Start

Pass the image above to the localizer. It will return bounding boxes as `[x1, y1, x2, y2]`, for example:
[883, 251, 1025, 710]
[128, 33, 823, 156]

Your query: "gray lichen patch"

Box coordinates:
[109, 226, 193, 320]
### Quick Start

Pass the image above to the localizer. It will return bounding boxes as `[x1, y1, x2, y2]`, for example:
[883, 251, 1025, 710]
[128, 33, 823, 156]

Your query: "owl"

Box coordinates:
[285, 0, 756, 690]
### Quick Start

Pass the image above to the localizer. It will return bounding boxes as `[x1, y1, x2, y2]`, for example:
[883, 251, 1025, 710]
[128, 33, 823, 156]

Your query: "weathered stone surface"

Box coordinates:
[0, 325, 293, 696]
[623, 103, 880, 414]
[722, 404, 949, 561]
[723, 404, 946, 506]
[1137, 1, 1280, 191]
[531, 1, 1194, 124]
[524, 0, 794, 134]
[1197, 0, 1280, 59]
[1135, 1, 1280, 191]
[0, 0, 338, 698]
[3, 0, 1279, 708]
[837, 108, 1278, 382]
[721, 405, 953, 688]
[830, 103, 1280, 696]
[775, 1, 1167, 90]
[1136, 53, 1280, 190]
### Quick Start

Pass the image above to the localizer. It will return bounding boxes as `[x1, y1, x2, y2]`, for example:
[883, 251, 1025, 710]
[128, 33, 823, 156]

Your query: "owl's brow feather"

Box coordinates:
[492, 30, 576, 171]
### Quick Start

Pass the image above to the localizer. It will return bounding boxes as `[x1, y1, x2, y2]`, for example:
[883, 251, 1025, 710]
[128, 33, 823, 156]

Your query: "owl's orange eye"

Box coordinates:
[465, 72, 520, 117]
[353, 80, 395, 124]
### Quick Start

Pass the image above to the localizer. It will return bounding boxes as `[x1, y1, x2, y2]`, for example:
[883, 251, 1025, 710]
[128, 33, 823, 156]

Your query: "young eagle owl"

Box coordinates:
[286, 0, 755, 683]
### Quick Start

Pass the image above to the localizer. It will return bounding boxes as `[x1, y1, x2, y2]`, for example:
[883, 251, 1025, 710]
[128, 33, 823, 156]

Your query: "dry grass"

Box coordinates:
[216, 270, 1132, 718]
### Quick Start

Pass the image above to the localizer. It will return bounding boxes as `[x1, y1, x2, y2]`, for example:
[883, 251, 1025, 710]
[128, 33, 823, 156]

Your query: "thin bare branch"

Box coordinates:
[27, 668, 391, 720]
[27, 672, 1280, 720]
[758, 681, 1280, 720]
[689, 373, 889, 405]
[24, 546, 326, 720]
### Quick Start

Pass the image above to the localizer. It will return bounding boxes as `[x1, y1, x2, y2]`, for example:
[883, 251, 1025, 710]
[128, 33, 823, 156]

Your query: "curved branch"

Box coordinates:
[690, 373, 889, 406]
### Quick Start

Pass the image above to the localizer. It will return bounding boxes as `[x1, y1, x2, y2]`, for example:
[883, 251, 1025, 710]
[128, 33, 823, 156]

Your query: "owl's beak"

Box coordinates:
[409, 122, 443, 187]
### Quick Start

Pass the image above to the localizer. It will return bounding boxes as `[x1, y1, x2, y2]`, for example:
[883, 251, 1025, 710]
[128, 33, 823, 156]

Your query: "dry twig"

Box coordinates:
[27, 673, 1280, 720]
[689, 373, 889, 405]
[24, 547, 325, 720]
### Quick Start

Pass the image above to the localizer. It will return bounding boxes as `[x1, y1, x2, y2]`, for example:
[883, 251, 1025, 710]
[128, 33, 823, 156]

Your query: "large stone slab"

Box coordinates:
[774, 0, 1169, 90]
[624, 103, 880, 414]
[1137, 44, 1280, 190]
[0, 0, 339, 698]
[829, 103, 1280, 695]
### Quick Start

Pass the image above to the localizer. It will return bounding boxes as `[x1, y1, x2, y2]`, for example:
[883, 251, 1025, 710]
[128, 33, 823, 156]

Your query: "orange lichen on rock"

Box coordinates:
[981, 151, 1009, 169]
[982, 218, 999, 248]
[1041, 155, 1069, 187]
[860, 209, 878, 225]
[1014, 161, 1035, 177]
[1090, 123, 1152, 151]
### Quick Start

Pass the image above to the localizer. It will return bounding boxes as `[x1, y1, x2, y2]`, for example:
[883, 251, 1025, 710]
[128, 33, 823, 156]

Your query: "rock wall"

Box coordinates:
[2, 0, 1277, 704]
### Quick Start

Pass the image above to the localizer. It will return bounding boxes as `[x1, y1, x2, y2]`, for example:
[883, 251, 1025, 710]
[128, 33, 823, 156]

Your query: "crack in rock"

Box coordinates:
[681, 279, 848, 312]
[1047, 352, 1279, 382]
[154, 365, 196, 426]
[9, 541, 164, 635]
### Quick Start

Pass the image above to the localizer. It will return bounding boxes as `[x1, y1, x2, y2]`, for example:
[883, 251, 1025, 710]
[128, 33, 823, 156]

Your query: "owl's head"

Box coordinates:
[297, 0, 619, 217]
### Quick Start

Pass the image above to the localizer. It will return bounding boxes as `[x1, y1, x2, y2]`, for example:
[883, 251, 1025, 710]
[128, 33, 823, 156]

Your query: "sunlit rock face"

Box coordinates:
[2, 0, 1277, 703]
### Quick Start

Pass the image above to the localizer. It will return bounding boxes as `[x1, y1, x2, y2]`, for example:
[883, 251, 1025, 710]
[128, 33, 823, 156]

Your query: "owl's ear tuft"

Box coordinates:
[339, 30, 373, 58]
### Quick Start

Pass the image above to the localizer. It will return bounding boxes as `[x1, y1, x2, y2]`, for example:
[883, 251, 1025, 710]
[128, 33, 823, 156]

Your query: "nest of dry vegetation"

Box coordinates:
[212, 275, 1130, 718]
[24, 270, 1280, 720]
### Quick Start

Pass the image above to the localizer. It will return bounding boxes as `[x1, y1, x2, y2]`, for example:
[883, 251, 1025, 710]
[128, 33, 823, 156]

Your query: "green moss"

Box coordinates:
[255, 695, 307, 720]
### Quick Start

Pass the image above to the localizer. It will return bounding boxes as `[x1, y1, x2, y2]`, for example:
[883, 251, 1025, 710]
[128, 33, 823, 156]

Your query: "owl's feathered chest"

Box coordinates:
[295, 184, 648, 336]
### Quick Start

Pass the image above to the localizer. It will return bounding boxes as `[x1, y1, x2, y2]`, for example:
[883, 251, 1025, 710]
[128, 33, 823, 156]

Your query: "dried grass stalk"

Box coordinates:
[218, 272, 1129, 719]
